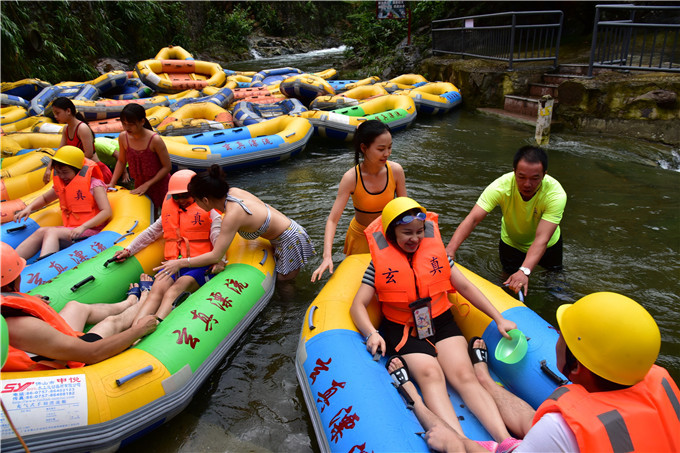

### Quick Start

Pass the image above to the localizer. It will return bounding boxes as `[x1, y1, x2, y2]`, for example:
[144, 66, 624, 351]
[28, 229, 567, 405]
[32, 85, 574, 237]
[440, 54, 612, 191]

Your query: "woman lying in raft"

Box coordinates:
[14, 146, 112, 260]
[156, 164, 315, 281]
[113, 170, 222, 322]
[350, 197, 520, 445]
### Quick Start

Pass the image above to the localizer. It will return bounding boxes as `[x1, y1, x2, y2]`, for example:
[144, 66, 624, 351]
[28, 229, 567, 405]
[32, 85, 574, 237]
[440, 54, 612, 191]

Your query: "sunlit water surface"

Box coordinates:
[121, 50, 679, 452]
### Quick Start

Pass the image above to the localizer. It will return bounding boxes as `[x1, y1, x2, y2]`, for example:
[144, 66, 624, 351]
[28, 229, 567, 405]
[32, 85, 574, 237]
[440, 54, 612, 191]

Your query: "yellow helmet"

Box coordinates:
[167, 169, 196, 195]
[556, 292, 660, 386]
[1, 242, 26, 287]
[381, 197, 426, 234]
[52, 145, 84, 169]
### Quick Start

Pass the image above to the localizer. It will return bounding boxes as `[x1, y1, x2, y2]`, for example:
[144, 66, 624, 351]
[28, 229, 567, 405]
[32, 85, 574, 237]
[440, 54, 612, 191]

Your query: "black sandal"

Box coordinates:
[468, 336, 488, 365]
[386, 355, 415, 409]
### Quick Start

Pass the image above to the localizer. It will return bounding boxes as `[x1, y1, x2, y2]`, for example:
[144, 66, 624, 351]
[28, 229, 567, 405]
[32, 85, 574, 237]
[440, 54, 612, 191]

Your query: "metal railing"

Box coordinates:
[431, 11, 563, 70]
[588, 4, 680, 76]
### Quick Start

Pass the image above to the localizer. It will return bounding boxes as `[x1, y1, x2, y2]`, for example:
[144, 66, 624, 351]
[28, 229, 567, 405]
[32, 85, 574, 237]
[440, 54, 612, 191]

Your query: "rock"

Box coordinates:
[95, 58, 130, 74]
[630, 90, 677, 109]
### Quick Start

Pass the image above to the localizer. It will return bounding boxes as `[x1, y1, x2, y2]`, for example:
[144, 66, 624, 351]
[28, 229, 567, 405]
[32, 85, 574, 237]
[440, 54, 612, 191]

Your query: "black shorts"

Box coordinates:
[499, 236, 563, 274]
[80, 332, 103, 342]
[380, 309, 462, 357]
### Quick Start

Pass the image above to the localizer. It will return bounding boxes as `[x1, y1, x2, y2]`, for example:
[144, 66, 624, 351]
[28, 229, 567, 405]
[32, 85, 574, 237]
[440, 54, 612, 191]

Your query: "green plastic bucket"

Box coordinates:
[495, 329, 528, 364]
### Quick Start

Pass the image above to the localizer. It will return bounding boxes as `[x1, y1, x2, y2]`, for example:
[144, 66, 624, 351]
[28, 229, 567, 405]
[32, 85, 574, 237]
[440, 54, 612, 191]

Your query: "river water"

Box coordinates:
[121, 49, 679, 452]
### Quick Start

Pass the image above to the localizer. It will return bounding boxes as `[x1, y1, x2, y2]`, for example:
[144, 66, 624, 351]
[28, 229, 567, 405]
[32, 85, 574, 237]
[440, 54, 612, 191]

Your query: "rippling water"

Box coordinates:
[121, 53, 679, 452]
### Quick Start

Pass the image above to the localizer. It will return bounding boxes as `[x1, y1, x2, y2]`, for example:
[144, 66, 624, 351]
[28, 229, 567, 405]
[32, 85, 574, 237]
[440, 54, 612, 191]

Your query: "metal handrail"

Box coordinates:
[432, 10, 564, 70]
[588, 4, 680, 76]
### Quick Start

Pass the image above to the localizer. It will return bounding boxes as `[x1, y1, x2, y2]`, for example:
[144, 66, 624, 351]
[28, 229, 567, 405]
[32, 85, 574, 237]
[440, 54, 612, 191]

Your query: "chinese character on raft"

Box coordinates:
[309, 357, 332, 384]
[316, 379, 346, 413]
[329, 406, 360, 443]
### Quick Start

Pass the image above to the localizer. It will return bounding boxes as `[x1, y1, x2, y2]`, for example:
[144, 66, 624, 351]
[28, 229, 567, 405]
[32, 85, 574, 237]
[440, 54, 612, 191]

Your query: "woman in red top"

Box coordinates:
[43, 97, 112, 184]
[108, 103, 171, 215]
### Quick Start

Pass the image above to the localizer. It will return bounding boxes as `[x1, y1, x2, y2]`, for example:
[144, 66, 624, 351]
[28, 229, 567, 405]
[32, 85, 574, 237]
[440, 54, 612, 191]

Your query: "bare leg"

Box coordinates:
[402, 352, 465, 436]
[277, 268, 300, 281]
[88, 287, 152, 338]
[472, 339, 535, 438]
[59, 283, 141, 331]
[387, 358, 488, 453]
[14, 228, 48, 259]
[155, 275, 199, 320]
[132, 273, 173, 323]
[437, 336, 511, 443]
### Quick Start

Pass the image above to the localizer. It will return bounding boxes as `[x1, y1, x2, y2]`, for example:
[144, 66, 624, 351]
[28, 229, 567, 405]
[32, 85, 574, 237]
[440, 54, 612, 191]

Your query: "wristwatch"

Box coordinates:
[519, 266, 531, 276]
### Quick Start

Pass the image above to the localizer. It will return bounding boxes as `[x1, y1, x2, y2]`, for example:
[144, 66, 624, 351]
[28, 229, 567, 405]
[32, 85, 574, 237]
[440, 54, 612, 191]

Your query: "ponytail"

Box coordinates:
[188, 164, 230, 200]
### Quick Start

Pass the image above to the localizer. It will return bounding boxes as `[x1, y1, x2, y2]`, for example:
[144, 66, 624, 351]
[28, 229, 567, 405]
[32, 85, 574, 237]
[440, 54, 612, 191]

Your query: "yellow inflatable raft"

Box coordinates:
[135, 59, 226, 94]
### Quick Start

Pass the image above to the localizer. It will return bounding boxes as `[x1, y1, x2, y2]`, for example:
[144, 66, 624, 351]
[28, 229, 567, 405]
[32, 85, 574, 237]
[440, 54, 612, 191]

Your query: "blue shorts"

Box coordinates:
[172, 265, 213, 287]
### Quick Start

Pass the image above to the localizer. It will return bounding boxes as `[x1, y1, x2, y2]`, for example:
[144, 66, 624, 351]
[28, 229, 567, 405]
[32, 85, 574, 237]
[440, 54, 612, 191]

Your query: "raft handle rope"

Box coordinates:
[71, 275, 95, 292]
[307, 305, 318, 330]
[116, 365, 153, 386]
[113, 220, 139, 245]
[1, 400, 30, 452]
[540, 360, 569, 386]
[259, 248, 268, 266]
[6, 224, 27, 233]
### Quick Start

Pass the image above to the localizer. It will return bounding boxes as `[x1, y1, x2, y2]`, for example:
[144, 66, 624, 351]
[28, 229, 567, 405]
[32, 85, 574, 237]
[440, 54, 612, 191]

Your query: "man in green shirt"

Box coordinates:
[445, 146, 566, 296]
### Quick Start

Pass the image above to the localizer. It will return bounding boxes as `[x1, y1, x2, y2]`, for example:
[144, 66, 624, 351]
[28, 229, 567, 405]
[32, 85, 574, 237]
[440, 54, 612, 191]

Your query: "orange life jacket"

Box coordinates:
[533, 365, 680, 452]
[52, 158, 104, 228]
[1, 292, 85, 372]
[161, 195, 213, 260]
[365, 211, 454, 325]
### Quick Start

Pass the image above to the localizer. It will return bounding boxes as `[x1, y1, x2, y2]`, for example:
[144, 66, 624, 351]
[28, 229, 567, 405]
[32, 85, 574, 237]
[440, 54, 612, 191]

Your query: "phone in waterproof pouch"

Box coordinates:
[409, 297, 434, 339]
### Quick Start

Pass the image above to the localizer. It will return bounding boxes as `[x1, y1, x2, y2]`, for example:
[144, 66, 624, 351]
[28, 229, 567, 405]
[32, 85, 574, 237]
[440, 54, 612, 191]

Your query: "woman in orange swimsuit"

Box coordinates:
[311, 120, 407, 282]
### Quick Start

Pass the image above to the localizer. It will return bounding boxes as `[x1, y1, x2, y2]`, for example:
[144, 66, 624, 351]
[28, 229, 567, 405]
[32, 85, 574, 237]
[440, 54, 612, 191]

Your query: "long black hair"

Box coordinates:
[353, 120, 390, 165]
[188, 164, 230, 200]
[52, 96, 94, 136]
[120, 103, 153, 131]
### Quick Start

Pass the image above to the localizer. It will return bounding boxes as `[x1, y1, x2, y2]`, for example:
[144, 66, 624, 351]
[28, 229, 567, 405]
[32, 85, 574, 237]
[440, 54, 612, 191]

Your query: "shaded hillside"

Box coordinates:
[1, 1, 603, 82]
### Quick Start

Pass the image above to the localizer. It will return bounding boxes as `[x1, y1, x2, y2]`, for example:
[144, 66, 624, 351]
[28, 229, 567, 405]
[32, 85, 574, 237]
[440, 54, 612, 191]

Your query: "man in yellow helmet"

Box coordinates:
[390, 292, 680, 452]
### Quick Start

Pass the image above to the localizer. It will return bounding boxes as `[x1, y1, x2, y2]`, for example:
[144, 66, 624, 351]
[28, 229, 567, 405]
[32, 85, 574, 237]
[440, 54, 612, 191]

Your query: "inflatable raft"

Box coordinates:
[161, 114, 313, 170]
[400, 82, 463, 115]
[1, 188, 155, 292]
[296, 254, 568, 452]
[135, 58, 226, 94]
[298, 94, 417, 141]
[157, 101, 234, 135]
[279, 74, 335, 106]
[0, 235, 276, 453]
[233, 98, 307, 126]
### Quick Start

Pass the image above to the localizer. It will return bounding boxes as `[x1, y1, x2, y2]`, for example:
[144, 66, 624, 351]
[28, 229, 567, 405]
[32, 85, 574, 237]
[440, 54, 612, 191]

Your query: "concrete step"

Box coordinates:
[543, 73, 587, 85]
[504, 95, 541, 117]
[529, 83, 558, 97]
[555, 64, 610, 76]
[477, 107, 536, 126]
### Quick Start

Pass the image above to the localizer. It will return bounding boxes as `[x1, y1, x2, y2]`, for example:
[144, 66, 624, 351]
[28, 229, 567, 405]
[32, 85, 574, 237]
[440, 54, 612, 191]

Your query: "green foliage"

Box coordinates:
[199, 5, 253, 54]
